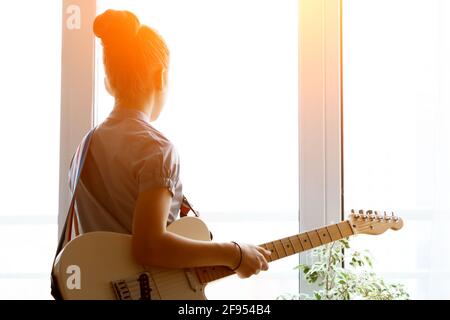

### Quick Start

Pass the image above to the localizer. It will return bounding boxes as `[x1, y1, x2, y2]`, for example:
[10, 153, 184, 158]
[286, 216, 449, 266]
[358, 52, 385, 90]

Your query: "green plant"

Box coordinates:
[278, 239, 409, 300]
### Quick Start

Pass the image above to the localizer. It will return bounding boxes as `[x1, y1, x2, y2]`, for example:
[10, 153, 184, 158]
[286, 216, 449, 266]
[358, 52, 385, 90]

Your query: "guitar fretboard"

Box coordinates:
[194, 220, 355, 284]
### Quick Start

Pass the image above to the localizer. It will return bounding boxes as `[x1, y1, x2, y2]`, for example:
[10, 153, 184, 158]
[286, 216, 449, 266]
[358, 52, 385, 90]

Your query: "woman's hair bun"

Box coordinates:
[93, 9, 141, 44]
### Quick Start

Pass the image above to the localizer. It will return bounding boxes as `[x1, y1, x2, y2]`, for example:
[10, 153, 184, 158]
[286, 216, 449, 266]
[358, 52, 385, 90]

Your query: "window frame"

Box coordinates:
[58, 0, 97, 237]
[298, 0, 342, 292]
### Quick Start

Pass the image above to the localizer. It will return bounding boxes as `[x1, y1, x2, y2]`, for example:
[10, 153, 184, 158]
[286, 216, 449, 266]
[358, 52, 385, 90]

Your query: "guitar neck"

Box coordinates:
[194, 220, 355, 284]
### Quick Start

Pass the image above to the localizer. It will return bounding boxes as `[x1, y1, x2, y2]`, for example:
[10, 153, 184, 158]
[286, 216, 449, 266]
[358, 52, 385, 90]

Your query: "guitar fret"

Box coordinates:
[274, 240, 288, 258]
[295, 234, 305, 251]
[317, 227, 332, 244]
[260, 243, 273, 262]
[337, 221, 355, 237]
[210, 267, 219, 281]
[298, 233, 312, 250]
[265, 242, 278, 260]
[307, 231, 322, 247]
[214, 267, 222, 277]
[224, 267, 234, 277]
[335, 223, 344, 238]
[203, 268, 212, 283]
[280, 240, 289, 256]
[315, 230, 324, 245]
[210, 266, 231, 281]
[203, 267, 214, 282]
[281, 238, 295, 256]
[337, 223, 347, 239]
[220, 268, 230, 278]
[286, 237, 296, 254]
[271, 241, 283, 259]
[214, 268, 224, 281]
[326, 225, 342, 241]
[289, 235, 303, 253]
[306, 232, 315, 247]
[195, 264, 237, 284]
[195, 268, 206, 284]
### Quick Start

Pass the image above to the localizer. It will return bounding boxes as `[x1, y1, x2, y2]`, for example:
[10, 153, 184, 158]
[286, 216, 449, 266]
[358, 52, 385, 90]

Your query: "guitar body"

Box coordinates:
[53, 217, 211, 300]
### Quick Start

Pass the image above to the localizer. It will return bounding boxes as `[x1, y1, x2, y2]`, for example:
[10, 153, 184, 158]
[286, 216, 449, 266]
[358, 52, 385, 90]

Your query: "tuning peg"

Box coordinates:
[384, 211, 390, 221]
[390, 212, 395, 222]
[391, 211, 400, 222]
[374, 211, 382, 220]
[351, 209, 359, 218]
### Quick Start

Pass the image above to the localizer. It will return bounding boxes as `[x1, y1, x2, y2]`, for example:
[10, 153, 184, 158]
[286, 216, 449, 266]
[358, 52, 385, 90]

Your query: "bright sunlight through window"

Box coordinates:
[344, 0, 450, 299]
[0, 1, 61, 299]
[95, 0, 299, 299]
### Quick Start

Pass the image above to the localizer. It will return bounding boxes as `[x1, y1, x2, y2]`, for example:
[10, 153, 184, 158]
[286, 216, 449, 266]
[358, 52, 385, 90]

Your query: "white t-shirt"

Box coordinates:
[73, 107, 183, 234]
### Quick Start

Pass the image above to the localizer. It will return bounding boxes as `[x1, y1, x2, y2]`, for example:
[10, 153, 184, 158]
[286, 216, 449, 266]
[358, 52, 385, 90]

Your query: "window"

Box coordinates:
[343, 0, 450, 299]
[0, 1, 61, 299]
[4, 0, 444, 301]
[95, 0, 299, 299]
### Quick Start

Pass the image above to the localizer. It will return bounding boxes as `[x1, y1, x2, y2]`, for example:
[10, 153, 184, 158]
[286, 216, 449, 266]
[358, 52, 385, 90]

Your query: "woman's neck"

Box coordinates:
[114, 101, 153, 121]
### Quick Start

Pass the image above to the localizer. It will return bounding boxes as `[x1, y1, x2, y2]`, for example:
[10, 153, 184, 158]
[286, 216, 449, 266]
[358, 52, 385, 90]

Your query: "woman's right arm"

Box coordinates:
[131, 187, 271, 278]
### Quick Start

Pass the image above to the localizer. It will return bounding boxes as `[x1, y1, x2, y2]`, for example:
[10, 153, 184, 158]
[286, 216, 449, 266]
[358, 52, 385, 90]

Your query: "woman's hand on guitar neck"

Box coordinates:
[231, 242, 271, 279]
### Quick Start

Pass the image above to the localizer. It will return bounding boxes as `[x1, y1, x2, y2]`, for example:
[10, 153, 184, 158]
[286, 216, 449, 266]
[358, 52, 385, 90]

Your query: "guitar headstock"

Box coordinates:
[348, 209, 404, 235]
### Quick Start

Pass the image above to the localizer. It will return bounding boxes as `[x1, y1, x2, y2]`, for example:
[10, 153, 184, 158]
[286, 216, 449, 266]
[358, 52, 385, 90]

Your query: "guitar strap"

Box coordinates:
[50, 127, 200, 299]
[50, 126, 96, 300]
[180, 195, 199, 217]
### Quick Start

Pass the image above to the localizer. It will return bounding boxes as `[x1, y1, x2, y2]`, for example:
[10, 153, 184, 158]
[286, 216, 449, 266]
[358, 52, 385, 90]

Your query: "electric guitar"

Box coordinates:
[52, 209, 403, 300]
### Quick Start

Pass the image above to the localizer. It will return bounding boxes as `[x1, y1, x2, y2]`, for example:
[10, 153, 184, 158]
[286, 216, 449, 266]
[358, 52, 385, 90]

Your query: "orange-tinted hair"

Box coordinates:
[94, 10, 169, 107]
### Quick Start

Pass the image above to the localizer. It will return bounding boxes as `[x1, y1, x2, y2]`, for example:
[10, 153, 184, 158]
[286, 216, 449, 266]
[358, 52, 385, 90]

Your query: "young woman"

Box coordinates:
[73, 9, 270, 280]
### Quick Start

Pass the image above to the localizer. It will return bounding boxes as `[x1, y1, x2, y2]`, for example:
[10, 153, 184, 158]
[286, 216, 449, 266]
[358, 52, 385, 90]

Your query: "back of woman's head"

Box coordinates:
[94, 10, 169, 107]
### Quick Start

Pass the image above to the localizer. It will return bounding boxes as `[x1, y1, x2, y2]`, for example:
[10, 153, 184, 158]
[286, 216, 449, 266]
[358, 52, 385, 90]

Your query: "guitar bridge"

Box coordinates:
[111, 272, 156, 300]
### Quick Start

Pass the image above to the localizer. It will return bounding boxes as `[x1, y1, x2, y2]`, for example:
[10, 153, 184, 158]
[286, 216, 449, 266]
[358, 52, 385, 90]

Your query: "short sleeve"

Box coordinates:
[137, 142, 180, 197]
